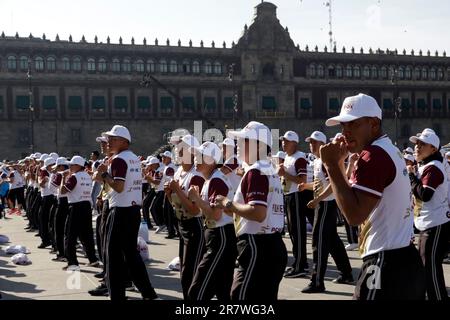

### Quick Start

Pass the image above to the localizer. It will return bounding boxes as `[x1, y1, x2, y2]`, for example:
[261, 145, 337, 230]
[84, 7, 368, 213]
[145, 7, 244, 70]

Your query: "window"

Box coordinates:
[416, 98, 427, 110]
[405, 67, 412, 80]
[437, 68, 444, 80]
[87, 58, 96, 72]
[401, 98, 411, 109]
[137, 96, 151, 111]
[146, 59, 155, 72]
[345, 65, 353, 78]
[317, 65, 324, 77]
[192, 61, 200, 74]
[214, 62, 222, 74]
[68, 96, 82, 110]
[204, 61, 212, 74]
[262, 96, 276, 111]
[16, 95, 30, 110]
[7, 56, 17, 70]
[135, 60, 144, 73]
[203, 97, 216, 111]
[363, 66, 370, 78]
[336, 65, 343, 78]
[398, 67, 404, 80]
[114, 96, 128, 111]
[432, 98, 442, 109]
[414, 67, 421, 80]
[383, 98, 393, 109]
[42, 96, 57, 110]
[91, 96, 106, 110]
[19, 56, 29, 70]
[371, 66, 378, 79]
[380, 66, 388, 79]
[421, 68, 428, 80]
[35, 56, 44, 71]
[430, 68, 436, 80]
[159, 59, 167, 73]
[62, 57, 70, 71]
[160, 96, 173, 111]
[329, 98, 340, 110]
[328, 66, 336, 78]
[224, 97, 234, 112]
[112, 59, 120, 72]
[98, 58, 107, 72]
[182, 97, 195, 111]
[182, 60, 190, 73]
[299, 98, 311, 110]
[353, 66, 361, 78]
[309, 64, 316, 77]
[169, 60, 178, 73]
[47, 57, 56, 71]
[122, 58, 131, 72]
[72, 57, 81, 71]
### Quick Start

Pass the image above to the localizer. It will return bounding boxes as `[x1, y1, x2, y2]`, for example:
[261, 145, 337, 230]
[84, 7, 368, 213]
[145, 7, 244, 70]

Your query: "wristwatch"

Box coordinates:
[225, 200, 233, 209]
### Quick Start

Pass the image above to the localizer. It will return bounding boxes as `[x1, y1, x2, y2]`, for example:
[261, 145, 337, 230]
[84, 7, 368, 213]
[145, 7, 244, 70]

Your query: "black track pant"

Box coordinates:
[188, 224, 237, 301]
[311, 200, 352, 286]
[54, 197, 69, 257]
[150, 191, 165, 226]
[39, 195, 55, 244]
[285, 191, 314, 272]
[48, 196, 58, 249]
[104, 206, 157, 301]
[344, 218, 359, 245]
[65, 201, 98, 266]
[231, 232, 287, 301]
[178, 217, 205, 299]
[25, 187, 34, 222]
[142, 188, 156, 228]
[163, 195, 177, 236]
[30, 191, 41, 230]
[418, 221, 450, 301]
[354, 244, 426, 300]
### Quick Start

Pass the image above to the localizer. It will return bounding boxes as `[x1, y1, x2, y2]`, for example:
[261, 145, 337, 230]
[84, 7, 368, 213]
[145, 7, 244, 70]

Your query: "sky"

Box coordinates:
[0, 0, 449, 53]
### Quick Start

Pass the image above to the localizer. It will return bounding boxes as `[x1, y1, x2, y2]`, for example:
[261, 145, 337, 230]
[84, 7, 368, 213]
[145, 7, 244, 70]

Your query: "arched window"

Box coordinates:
[112, 58, 120, 72]
[35, 56, 44, 71]
[169, 60, 178, 73]
[380, 66, 388, 79]
[182, 60, 190, 73]
[437, 68, 444, 80]
[214, 62, 222, 74]
[159, 59, 168, 73]
[317, 65, 324, 77]
[421, 67, 428, 80]
[146, 59, 155, 72]
[414, 67, 421, 80]
[46, 56, 56, 71]
[135, 59, 144, 73]
[122, 58, 131, 72]
[405, 67, 412, 80]
[371, 66, 378, 79]
[98, 58, 107, 72]
[336, 65, 343, 78]
[62, 57, 70, 71]
[309, 64, 316, 77]
[430, 68, 436, 80]
[345, 65, 353, 77]
[72, 57, 81, 71]
[19, 56, 29, 70]
[398, 66, 405, 80]
[363, 66, 370, 78]
[87, 58, 96, 72]
[192, 61, 200, 74]
[7, 56, 17, 70]
[204, 61, 212, 74]
[353, 66, 361, 78]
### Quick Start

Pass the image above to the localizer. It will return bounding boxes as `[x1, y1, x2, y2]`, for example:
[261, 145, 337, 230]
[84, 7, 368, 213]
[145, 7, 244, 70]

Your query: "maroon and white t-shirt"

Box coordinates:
[64, 171, 92, 204]
[40, 170, 53, 196]
[283, 151, 308, 194]
[51, 172, 67, 198]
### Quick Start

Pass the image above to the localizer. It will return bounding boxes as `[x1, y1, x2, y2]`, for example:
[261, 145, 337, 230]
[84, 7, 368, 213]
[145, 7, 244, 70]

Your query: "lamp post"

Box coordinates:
[228, 63, 238, 130]
[27, 59, 35, 153]
[391, 67, 402, 146]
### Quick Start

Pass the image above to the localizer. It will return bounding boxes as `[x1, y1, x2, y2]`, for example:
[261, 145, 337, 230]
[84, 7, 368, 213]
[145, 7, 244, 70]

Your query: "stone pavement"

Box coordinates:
[0, 212, 449, 300]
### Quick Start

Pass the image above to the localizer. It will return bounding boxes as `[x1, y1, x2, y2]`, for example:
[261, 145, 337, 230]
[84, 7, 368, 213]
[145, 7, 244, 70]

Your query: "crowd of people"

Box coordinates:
[0, 93, 449, 301]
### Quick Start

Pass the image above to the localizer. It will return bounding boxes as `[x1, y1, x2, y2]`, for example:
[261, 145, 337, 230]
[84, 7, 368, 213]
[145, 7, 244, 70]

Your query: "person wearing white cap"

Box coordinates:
[321, 93, 425, 300]
[49, 157, 69, 262]
[404, 153, 416, 167]
[297, 131, 353, 293]
[142, 156, 161, 229]
[214, 121, 287, 300]
[36, 156, 57, 249]
[404, 147, 414, 155]
[186, 141, 237, 301]
[49, 152, 59, 160]
[59, 156, 98, 270]
[6, 162, 26, 216]
[95, 125, 158, 300]
[164, 134, 206, 299]
[408, 129, 449, 300]
[279, 130, 312, 278]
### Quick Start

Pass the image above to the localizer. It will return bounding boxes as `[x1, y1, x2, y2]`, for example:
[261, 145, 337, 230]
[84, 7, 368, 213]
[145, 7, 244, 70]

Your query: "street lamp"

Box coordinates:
[228, 63, 238, 130]
[27, 59, 35, 153]
[391, 67, 402, 146]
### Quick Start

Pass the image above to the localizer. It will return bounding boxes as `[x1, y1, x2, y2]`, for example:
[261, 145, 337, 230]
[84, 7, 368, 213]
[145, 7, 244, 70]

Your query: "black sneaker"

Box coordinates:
[94, 271, 105, 279]
[332, 274, 355, 285]
[88, 283, 109, 296]
[52, 256, 67, 262]
[284, 269, 308, 278]
[165, 234, 177, 239]
[38, 242, 51, 249]
[301, 282, 325, 294]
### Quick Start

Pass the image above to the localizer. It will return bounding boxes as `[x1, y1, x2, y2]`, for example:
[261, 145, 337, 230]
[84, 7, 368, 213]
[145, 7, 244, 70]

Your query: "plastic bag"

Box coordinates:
[167, 256, 180, 271]
[137, 237, 150, 261]
[11, 253, 32, 265]
[138, 221, 150, 243]
[0, 234, 10, 244]
[5, 245, 30, 255]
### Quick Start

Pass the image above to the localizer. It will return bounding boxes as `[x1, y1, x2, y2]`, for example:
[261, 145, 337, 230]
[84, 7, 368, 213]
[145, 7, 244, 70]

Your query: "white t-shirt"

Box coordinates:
[40, 169, 53, 197]
[282, 151, 308, 194]
[201, 169, 234, 228]
[313, 158, 334, 202]
[107, 150, 143, 208]
[51, 172, 67, 199]
[9, 170, 24, 190]
[349, 135, 413, 258]
[156, 162, 176, 192]
[234, 160, 285, 236]
[64, 171, 92, 204]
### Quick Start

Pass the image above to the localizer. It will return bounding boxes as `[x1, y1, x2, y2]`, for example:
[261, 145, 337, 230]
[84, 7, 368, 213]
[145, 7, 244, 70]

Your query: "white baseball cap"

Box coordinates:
[41, 157, 56, 170]
[146, 157, 160, 165]
[404, 147, 414, 154]
[305, 131, 327, 144]
[195, 142, 222, 164]
[409, 129, 440, 150]
[32, 152, 42, 159]
[52, 157, 69, 168]
[38, 153, 49, 162]
[219, 138, 235, 148]
[160, 151, 173, 159]
[280, 131, 299, 143]
[326, 93, 382, 127]
[273, 151, 286, 159]
[404, 154, 415, 162]
[180, 135, 200, 149]
[228, 121, 273, 147]
[102, 125, 131, 143]
[96, 136, 107, 143]
[49, 152, 59, 160]
[68, 156, 86, 167]
[445, 151, 450, 158]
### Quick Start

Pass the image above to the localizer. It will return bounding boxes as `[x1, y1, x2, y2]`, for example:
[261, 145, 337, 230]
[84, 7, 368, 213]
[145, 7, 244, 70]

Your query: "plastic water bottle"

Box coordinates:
[139, 220, 149, 243]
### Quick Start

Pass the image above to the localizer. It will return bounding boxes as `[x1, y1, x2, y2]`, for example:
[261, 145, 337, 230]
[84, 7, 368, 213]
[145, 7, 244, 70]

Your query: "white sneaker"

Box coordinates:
[345, 243, 359, 251]
[155, 225, 167, 234]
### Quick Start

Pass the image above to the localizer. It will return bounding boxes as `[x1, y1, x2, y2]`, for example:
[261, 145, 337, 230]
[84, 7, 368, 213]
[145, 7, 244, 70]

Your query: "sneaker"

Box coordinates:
[52, 256, 67, 262]
[284, 269, 308, 278]
[301, 282, 325, 294]
[332, 274, 355, 285]
[94, 271, 106, 279]
[62, 265, 80, 271]
[49, 249, 57, 254]
[155, 225, 167, 234]
[165, 234, 177, 239]
[345, 243, 359, 251]
[88, 283, 109, 296]
[38, 242, 51, 249]
[87, 261, 101, 268]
